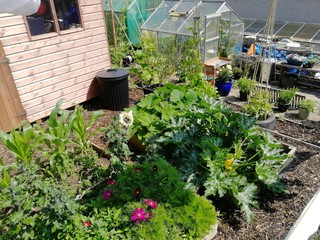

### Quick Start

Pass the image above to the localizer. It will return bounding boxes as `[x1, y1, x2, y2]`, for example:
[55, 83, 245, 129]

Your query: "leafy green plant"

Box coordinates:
[233, 67, 243, 80]
[129, 82, 218, 144]
[129, 84, 288, 222]
[130, 35, 174, 86]
[298, 99, 315, 112]
[0, 167, 80, 239]
[103, 113, 133, 171]
[216, 66, 233, 84]
[237, 77, 257, 94]
[243, 90, 274, 120]
[0, 100, 104, 181]
[278, 87, 298, 105]
[107, 6, 134, 67]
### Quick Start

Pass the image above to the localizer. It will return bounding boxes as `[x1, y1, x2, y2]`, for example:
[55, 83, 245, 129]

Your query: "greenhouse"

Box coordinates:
[104, 0, 162, 45]
[140, 0, 244, 61]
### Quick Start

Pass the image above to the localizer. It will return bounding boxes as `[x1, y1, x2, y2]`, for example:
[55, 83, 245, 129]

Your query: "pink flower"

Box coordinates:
[131, 208, 147, 225]
[148, 212, 153, 219]
[145, 199, 158, 209]
[102, 189, 112, 200]
[107, 179, 117, 185]
[82, 221, 91, 227]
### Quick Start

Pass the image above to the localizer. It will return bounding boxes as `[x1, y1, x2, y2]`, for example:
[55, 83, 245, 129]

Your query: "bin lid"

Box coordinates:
[96, 68, 129, 81]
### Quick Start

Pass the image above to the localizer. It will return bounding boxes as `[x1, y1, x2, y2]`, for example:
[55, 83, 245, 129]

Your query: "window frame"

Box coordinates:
[24, 0, 84, 41]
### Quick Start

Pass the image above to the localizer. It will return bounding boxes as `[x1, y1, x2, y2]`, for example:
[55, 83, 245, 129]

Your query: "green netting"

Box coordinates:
[104, 0, 162, 45]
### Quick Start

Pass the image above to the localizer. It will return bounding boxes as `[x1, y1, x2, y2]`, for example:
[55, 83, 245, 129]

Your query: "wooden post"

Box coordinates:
[109, 0, 117, 50]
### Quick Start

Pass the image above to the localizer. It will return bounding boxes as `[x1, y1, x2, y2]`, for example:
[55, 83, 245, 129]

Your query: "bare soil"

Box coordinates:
[1, 86, 319, 240]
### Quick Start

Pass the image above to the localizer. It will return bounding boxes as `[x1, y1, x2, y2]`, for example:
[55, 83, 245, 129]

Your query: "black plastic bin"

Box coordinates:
[96, 69, 129, 111]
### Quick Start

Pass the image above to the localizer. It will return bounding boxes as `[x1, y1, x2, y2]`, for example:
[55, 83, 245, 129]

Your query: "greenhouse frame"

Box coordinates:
[140, 0, 244, 61]
[104, 0, 162, 45]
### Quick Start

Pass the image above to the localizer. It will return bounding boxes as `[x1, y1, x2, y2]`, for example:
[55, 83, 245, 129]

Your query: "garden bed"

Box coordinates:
[82, 87, 320, 239]
[1, 86, 319, 239]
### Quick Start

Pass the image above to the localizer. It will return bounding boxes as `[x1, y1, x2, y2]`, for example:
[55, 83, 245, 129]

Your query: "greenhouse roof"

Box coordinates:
[244, 19, 320, 44]
[141, 0, 242, 36]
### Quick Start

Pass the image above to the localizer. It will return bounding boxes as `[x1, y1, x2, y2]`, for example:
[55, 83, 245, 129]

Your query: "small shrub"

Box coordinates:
[278, 87, 298, 104]
[299, 99, 315, 112]
[237, 77, 257, 93]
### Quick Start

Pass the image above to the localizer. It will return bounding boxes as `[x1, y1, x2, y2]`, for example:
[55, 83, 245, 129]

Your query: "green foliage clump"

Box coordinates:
[128, 195, 218, 240]
[129, 82, 218, 143]
[103, 158, 193, 207]
[129, 84, 289, 222]
[299, 99, 315, 112]
[89, 159, 218, 240]
[243, 90, 274, 120]
[130, 35, 175, 86]
[237, 77, 257, 93]
[278, 87, 298, 104]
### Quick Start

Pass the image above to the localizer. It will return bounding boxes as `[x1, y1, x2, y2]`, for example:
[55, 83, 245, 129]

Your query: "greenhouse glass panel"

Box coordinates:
[292, 24, 320, 42]
[245, 20, 265, 35]
[243, 19, 255, 29]
[218, 3, 230, 14]
[173, 1, 196, 15]
[159, 16, 186, 33]
[205, 39, 219, 60]
[310, 31, 320, 44]
[272, 21, 286, 36]
[206, 17, 219, 40]
[142, 1, 178, 30]
[274, 22, 304, 38]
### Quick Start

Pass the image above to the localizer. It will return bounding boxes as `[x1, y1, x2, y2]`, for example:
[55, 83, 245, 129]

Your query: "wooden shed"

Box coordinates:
[0, 0, 110, 132]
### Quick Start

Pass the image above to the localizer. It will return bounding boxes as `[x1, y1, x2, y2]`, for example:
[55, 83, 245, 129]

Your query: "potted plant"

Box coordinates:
[243, 90, 275, 129]
[298, 99, 315, 120]
[306, 57, 317, 68]
[277, 87, 298, 112]
[236, 77, 257, 101]
[232, 67, 243, 80]
[215, 65, 233, 96]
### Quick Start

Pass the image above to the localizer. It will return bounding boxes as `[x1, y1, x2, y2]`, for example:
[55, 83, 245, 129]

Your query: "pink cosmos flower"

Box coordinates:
[145, 199, 158, 209]
[102, 189, 113, 200]
[148, 212, 153, 219]
[82, 221, 91, 227]
[131, 208, 147, 225]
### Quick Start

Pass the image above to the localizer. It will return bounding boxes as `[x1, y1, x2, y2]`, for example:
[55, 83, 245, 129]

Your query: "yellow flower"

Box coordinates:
[224, 158, 234, 170]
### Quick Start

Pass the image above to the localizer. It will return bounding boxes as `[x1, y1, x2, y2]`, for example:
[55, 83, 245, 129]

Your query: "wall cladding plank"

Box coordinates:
[0, 0, 111, 123]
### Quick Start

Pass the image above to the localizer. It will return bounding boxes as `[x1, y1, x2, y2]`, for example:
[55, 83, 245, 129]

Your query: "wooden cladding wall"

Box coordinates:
[0, 0, 110, 124]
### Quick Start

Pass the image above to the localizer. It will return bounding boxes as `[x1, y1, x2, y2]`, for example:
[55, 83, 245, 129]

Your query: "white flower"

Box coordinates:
[119, 110, 133, 127]
[226, 64, 232, 70]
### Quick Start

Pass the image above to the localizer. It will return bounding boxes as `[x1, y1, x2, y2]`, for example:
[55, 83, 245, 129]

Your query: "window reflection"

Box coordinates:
[27, 0, 81, 36]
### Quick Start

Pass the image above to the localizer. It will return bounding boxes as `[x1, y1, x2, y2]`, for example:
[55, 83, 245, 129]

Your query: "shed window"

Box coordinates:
[26, 0, 81, 36]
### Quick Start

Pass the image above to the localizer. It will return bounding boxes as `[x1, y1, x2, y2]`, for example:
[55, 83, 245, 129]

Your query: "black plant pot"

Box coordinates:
[278, 103, 290, 112]
[141, 83, 162, 95]
[239, 91, 248, 101]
